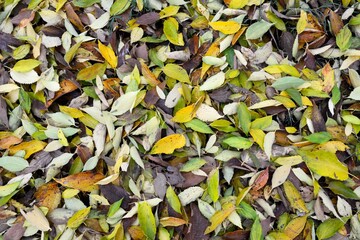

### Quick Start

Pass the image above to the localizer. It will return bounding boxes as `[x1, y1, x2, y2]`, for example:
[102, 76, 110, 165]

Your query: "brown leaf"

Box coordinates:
[0, 134, 22, 149]
[137, 12, 160, 25]
[0, 31, 22, 52]
[184, 203, 209, 240]
[223, 230, 250, 240]
[64, 3, 85, 32]
[55, 171, 104, 192]
[3, 219, 25, 240]
[328, 10, 344, 36]
[34, 182, 61, 211]
[46, 79, 79, 107]
[252, 167, 269, 191]
[311, 102, 326, 132]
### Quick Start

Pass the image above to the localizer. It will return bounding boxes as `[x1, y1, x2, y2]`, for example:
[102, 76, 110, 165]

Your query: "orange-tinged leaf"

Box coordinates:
[9, 140, 47, 159]
[209, 21, 241, 34]
[160, 217, 187, 227]
[140, 61, 160, 86]
[172, 104, 196, 123]
[201, 41, 220, 78]
[55, 171, 105, 192]
[98, 41, 117, 68]
[252, 167, 269, 191]
[204, 202, 235, 234]
[321, 63, 335, 93]
[150, 134, 186, 154]
[46, 79, 78, 107]
[284, 216, 307, 239]
[0, 133, 22, 149]
[128, 226, 146, 240]
[34, 182, 61, 211]
[314, 141, 349, 153]
[283, 180, 309, 213]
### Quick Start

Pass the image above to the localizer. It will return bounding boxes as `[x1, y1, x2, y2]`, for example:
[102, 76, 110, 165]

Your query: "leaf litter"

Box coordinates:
[0, 0, 360, 239]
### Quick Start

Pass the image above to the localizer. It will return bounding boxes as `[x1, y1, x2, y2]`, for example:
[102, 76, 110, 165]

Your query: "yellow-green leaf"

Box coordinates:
[207, 168, 220, 203]
[283, 180, 308, 213]
[163, 63, 190, 83]
[166, 186, 182, 213]
[98, 41, 117, 68]
[0, 182, 20, 197]
[110, 0, 131, 16]
[150, 134, 186, 154]
[64, 41, 82, 64]
[299, 150, 349, 180]
[67, 207, 91, 229]
[209, 21, 241, 34]
[13, 59, 41, 73]
[138, 202, 156, 240]
[204, 202, 235, 234]
[163, 17, 184, 46]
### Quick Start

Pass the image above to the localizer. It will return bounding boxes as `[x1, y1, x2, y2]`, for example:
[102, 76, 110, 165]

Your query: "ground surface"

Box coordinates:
[1, 0, 360, 239]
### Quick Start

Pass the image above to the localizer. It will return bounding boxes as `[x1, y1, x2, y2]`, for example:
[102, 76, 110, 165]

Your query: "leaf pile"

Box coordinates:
[1, 0, 360, 239]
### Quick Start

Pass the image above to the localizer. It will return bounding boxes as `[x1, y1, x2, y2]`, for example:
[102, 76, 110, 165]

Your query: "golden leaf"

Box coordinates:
[150, 134, 186, 154]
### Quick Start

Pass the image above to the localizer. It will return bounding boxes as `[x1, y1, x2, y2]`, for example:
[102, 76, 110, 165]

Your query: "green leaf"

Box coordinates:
[107, 199, 123, 217]
[237, 201, 257, 220]
[64, 41, 82, 64]
[163, 17, 184, 46]
[138, 202, 157, 240]
[180, 158, 207, 172]
[250, 218, 263, 240]
[166, 186, 182, 213]
[19, 88, 31, 113]
[246, 20, 273, 40]
[349, 14, 360, 26]
[299, 150, 349, 180]
[223, 136, 253, 150]
[316, 218, 347, 240]
[285, 88, 303, 106]
[272, 77, 305, 90]
[331, 85, 341, 105]
[110, 0, 131, 16]
[207, 168, 220, 203]
[0, 156, 29, 172]
[336, 26, 352, 52]
[304, 132, 332, 144]
[0, 182, 20, 197]
[73, 0, 100, 8]
[184, 119, 214, 134]
[237, 102, 251, 135]
[328, 181, 359, 200]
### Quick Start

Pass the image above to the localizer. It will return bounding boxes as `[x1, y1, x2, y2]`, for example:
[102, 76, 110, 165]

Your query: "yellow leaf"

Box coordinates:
[284, 216, 307, 239]
[201, 41, 220, 78]
[140, 61, 160, 86]
[264, 64, 300, 77]
[9, 140, 47, 159]
[56, 0, 67, 12]
[172, 104, 196, 123]
[209, 21, 241, 34]
[314, 141, 349, 153]
[64, 41, 82, 64]
[301, 96, 313, 106]
[163, 63, 190, 83]
[150, 134, 186, 154]
[228, 0, 248, 9]
[160, 5, 180, 18]
[204, 202, 235, 234]
[77, 63, 107, 81]
[275, 156, 304, 166]
[250, 129, 265, 149]
[67, 206, 91, 229]
[285, 127, 297, 134]
[98, 41, 117, 68]
[55, 172, 105, 192]
[59, 106, 84, 118]
[342, 0, 351, 7]
[297, 10, 307, 34]
[273, 96, 297, 108]
[283, 180, 308, 213]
